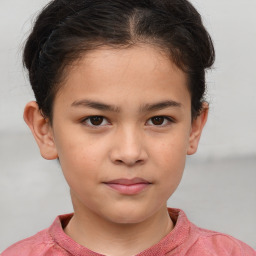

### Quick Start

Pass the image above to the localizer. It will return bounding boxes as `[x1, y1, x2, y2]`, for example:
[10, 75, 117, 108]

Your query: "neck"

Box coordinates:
[64, 199, 173, 256]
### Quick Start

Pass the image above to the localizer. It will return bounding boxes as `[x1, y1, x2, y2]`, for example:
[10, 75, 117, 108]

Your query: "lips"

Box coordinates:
[104, 178, 151, 195]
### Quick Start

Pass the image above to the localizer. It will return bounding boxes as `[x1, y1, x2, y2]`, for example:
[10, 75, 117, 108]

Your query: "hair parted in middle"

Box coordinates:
[23, 0, 215, 122]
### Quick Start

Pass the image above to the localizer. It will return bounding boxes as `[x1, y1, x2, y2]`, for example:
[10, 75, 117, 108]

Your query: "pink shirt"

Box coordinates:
[2, 208, 256, 256]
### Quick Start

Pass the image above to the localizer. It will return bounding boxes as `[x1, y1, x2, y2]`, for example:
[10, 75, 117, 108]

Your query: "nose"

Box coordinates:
[109, 126, 148, 167]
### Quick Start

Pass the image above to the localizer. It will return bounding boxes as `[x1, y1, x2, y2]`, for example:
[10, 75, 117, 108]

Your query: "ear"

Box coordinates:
[23, 101, 58, 160]
[187, 102, 209, 155]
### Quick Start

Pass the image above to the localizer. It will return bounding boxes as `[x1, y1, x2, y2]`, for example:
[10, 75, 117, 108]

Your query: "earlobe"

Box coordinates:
[187, 102, 209, 155]
[23, 101, 58, 160]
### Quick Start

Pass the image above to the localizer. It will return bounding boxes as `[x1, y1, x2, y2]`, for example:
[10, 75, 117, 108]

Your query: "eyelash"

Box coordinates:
[81, 116, 110, 128]
[81, 116, 175, 128]
[146, 116, 175, 126]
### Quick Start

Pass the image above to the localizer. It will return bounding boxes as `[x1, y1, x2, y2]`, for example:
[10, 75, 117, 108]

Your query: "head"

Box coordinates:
[23, 0, 214, 122]
[23, 0, 214, 224]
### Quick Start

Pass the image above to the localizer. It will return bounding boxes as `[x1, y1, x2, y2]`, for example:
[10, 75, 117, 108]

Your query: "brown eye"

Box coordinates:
[151, 117, 165, 125]
[146, 116, 173, 127]
[89, 116, 104, 126]
[82, 116, 110, 128]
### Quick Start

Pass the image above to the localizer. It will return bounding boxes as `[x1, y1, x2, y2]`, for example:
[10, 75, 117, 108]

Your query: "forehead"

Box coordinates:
[68, 45, 185, 81]
[56, 45, 190, 110]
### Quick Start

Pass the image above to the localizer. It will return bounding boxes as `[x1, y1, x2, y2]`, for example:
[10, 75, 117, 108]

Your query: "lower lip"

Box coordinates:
[105, 183, 150, 195]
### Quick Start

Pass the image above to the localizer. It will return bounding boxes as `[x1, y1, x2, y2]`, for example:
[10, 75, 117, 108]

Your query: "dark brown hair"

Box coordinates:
[23, 0, 215, 121]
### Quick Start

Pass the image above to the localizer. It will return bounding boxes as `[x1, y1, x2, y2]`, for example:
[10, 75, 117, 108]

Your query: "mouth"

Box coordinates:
[103, 178, 152, 195]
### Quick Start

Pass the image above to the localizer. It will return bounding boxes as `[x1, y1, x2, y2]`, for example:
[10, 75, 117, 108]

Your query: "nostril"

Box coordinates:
[114, 158, 144, 166]
[115, 159, 124, 165]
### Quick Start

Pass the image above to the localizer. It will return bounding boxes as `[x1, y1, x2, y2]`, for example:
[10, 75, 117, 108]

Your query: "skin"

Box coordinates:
[24, 45, 208, 256]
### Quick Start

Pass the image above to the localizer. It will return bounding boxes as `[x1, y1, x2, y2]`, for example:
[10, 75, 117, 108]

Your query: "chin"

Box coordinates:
[109, 214, 148, 225]
[102, 204, 156, 225]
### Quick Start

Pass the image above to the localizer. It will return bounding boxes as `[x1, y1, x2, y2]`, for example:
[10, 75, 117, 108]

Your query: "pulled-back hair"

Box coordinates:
[23, 0, 215, 121]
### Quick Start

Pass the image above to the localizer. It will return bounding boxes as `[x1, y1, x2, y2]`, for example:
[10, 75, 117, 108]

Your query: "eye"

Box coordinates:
[146, 116, 174, 126]
[82, 116, 109, 127]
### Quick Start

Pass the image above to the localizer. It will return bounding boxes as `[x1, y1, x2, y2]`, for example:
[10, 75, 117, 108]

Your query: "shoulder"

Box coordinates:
[167, 208, 256, 256]
[1, 229, 59, 256]
[1, 214, 73, 256]
[190, 224, 256, 256]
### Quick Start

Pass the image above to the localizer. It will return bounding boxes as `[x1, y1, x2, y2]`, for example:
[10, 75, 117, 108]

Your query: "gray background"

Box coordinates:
[0, 0, 256, 252]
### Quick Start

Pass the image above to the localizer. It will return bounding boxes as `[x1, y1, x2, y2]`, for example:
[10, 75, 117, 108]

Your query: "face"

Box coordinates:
[35, 45, 206, 224]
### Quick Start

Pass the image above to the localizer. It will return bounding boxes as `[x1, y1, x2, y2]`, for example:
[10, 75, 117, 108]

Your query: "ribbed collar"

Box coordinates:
[49, 208, 191, 256]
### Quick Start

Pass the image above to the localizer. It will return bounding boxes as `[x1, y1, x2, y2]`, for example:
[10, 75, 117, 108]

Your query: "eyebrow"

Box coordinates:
[140, 100, 182, 112]
[71, 99, 120, 112]
[71, 99, 182, 113]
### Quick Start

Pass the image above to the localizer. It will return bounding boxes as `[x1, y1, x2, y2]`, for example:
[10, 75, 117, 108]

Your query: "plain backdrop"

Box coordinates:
[0, 0, 256, 252]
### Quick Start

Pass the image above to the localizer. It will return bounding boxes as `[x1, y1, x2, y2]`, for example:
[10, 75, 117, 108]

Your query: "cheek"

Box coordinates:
[153, 134, 189, 166]
[163, 142, 187, 166]
[155, 142, 187, 200]
[54, 131, 107, 182]
[150, 129, 189, 185]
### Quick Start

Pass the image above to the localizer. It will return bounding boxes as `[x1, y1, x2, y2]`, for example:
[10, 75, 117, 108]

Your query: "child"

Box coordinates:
[2, 0, 256, 255]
